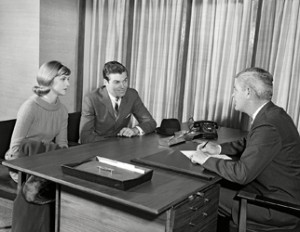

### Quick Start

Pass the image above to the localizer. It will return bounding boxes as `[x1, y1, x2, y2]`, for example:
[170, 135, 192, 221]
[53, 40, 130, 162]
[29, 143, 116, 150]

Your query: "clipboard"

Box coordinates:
[131, 150, 216, 180]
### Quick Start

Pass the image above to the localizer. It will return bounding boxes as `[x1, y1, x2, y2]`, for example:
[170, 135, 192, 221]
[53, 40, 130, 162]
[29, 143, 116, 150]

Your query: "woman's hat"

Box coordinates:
[156, 118, 181, 136]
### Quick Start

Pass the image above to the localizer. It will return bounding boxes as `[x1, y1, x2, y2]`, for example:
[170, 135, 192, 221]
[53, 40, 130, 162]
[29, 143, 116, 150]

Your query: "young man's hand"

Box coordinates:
[117, 127, 139, 137]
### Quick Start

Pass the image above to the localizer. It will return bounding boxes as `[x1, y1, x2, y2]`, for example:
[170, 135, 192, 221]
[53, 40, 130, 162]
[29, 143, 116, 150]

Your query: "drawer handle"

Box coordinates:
[204, 198, 210, 203]
[189, 221, 196, 227]
[188, 195, 195, 201]
[196, 192, 205, 197]
[189, 206, 198, 211]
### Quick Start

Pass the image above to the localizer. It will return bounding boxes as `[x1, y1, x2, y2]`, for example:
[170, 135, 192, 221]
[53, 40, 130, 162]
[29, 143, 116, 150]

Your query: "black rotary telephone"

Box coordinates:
[188, 118, 218, 140]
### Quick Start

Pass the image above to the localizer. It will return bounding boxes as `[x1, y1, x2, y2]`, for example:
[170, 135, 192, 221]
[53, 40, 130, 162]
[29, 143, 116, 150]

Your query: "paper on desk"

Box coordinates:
[96, 156, 145, 174]
[180, 151, 232, 160]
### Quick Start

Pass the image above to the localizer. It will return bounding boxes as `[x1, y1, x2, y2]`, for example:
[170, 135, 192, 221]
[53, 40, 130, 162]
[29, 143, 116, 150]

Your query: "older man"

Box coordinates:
[192, 67, 300, 230]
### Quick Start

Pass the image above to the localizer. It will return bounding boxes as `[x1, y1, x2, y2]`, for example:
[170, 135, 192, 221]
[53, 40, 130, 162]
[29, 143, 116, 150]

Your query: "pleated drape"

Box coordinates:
[83, 0, 300, 131]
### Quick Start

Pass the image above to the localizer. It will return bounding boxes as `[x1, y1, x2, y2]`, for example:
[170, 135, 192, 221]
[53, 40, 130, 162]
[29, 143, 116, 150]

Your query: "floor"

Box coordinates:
[0, 198, 12, 232]
[217, 215, 231, 232]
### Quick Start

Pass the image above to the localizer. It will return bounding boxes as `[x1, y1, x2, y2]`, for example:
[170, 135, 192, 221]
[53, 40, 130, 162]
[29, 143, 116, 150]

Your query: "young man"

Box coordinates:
[192, 67, 300, 230]
[79, 61, 156, 143]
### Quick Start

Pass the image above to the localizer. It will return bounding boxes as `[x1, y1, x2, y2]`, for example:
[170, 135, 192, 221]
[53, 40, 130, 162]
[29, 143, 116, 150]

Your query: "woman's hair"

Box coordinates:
[33, 61, 71, 96]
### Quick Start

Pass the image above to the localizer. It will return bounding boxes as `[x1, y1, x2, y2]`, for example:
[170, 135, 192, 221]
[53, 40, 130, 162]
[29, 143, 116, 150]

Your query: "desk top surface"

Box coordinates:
[3, 126, 247, 215]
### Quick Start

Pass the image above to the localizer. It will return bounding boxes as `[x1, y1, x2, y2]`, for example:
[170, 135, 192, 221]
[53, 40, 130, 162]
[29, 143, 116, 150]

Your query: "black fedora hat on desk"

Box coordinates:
[156, 118, 181, 136]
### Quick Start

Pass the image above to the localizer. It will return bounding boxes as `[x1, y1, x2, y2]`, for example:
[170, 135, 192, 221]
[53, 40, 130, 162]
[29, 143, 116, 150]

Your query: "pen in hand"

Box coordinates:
[202, 141, 209, 148]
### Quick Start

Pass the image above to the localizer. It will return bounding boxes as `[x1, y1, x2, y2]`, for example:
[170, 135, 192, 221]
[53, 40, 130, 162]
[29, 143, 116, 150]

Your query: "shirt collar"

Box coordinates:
[107, 91, 119, 102]
[252, 101, 268, 121]
[107, 91, 121, 109]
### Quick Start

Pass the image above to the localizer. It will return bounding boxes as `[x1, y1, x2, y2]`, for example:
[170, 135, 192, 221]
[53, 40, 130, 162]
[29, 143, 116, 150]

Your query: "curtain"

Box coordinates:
[83, 0, 131, 95]
[129, 0, 188, 121]
[182, 0, 258, 130]
[83, 0, 300, 131]
[255, 0, 300, 132]
[83, 0, 188, 126]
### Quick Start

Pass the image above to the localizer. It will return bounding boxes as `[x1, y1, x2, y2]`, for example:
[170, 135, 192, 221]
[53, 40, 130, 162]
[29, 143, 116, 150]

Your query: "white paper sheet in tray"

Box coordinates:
[61, 156, 153, 190]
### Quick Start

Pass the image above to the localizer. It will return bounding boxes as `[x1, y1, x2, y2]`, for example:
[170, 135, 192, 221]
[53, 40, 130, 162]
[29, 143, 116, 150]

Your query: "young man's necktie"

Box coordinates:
[114, 97, 119, 117]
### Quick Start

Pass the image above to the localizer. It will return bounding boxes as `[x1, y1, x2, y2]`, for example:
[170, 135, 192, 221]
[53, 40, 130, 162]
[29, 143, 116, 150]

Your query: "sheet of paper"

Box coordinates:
[180, 150, 195, 159]
[209, 154, 232, 160]
[97, 156, 145, 174]
[180, 150, 232, 160]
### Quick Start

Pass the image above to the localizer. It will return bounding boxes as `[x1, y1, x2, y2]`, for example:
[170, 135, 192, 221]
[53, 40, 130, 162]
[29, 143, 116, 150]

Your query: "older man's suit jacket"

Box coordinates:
[79, 86, 156, 143]
[203, 101, 300, 227]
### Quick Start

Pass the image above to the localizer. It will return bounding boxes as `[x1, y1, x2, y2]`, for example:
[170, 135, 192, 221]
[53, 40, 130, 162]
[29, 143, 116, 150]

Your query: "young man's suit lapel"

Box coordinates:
[101, 86, 130, 121]
[101, 87, 118, 120]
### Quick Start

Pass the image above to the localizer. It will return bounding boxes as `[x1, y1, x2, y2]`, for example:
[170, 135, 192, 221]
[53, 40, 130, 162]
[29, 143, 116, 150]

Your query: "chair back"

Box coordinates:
[0, 119, 17, 202]
[67, 112, 81, 145]
[0, 119, 16, 160]
[233, 190, 300, 232]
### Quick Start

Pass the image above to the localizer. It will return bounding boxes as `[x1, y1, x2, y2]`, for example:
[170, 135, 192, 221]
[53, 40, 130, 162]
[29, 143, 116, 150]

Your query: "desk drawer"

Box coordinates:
[171, 184, 219, 232]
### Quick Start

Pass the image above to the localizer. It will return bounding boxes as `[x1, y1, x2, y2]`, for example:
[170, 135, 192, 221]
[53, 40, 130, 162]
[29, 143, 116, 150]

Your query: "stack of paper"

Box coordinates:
[180, 150, 232, 160]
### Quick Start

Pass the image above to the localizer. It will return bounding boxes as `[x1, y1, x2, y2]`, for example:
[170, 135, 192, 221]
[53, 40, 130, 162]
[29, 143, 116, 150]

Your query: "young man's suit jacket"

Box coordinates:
[79, 86, 156, 143]
[203, 101, 300, 227]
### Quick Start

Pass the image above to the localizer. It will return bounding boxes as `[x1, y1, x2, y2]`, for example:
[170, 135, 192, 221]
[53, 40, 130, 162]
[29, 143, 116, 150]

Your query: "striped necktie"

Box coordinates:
[114, 97, 119, 116]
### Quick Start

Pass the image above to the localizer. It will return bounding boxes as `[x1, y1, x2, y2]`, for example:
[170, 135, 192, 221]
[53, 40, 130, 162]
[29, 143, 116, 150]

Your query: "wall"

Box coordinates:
[40, 0, 79, 112]
[0, 0, 40, 120]
[0, 0, 79, 121]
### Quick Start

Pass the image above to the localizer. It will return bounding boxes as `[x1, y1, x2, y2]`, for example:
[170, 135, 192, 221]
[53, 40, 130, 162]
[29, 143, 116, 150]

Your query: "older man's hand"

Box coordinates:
[196, 141, 221, 155]
[190, 150, 210, 165]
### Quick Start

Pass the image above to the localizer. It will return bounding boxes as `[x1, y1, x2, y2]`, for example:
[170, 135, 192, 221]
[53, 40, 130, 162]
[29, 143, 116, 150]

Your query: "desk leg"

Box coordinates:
[165, 209, 175, 232]
[55, 184, 61, 232]
[238, 198, 247, 232]
[17, 171, 25, 193]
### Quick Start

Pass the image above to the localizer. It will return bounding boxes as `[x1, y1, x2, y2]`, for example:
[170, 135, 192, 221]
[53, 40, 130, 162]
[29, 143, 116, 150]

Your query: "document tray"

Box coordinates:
[61, 156, 153, 190]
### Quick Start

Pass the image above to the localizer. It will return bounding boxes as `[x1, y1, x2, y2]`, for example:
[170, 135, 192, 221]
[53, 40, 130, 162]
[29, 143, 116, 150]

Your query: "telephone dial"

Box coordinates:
[187, 118, 218, 140]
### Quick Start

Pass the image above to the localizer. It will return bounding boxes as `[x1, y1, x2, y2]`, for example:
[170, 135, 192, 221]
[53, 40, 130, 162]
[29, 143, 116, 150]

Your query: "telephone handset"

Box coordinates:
[188, 118, 218, 140]
[193, 120, 218, 132]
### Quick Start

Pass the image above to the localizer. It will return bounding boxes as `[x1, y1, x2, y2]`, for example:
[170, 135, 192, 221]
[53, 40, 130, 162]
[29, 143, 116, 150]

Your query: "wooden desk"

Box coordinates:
[2, 127, 247, 232]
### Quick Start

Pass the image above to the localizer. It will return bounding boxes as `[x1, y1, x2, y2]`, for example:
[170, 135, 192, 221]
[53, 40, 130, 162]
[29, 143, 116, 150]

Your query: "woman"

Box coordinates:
[5, 60, 71, 232]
